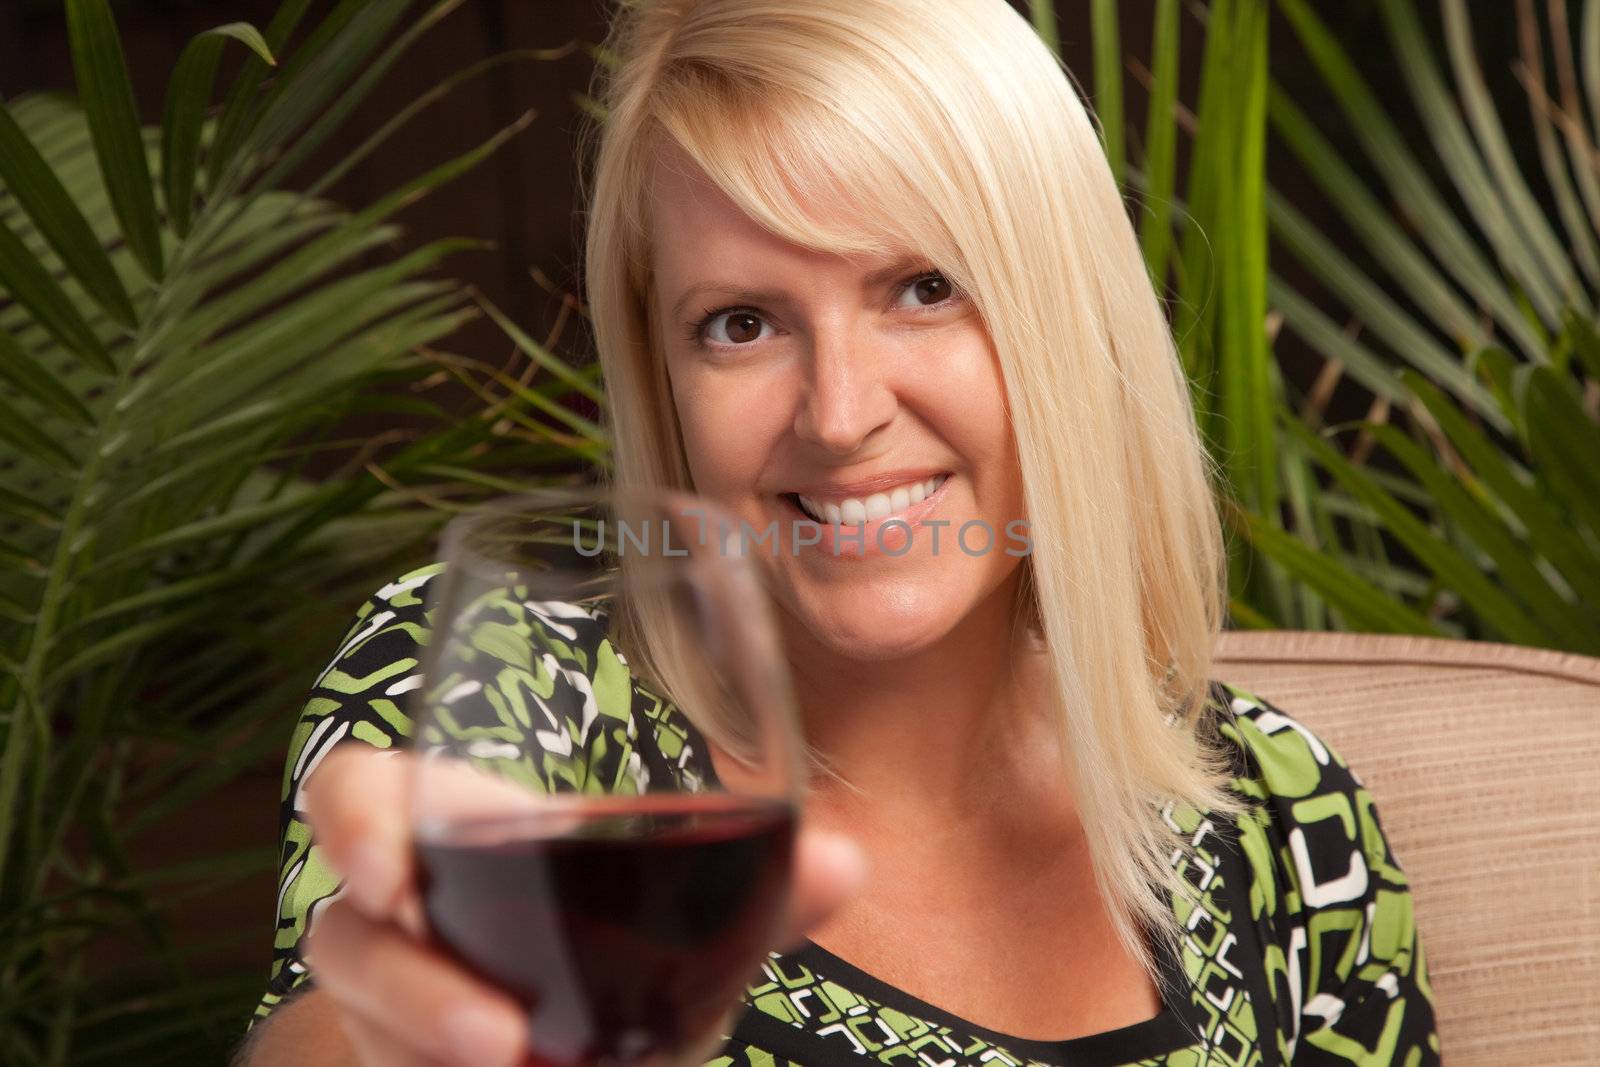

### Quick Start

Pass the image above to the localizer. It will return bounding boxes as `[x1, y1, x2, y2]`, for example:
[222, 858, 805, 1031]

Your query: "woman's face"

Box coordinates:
[647, 147, 1028, 662]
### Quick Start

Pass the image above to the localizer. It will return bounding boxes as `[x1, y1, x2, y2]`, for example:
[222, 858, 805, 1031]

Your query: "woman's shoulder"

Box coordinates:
[1198, 677, 1412, 935]
[307, 562, 447, 686]
[1200, 677, 1384, 878]
[1202, 678, 1367, 801]
[292, 563, 710, 794]
[313, 560, 614, 690]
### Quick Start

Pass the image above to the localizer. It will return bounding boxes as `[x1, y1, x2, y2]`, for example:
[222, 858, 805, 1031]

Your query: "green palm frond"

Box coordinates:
[0, 0, 603, 1058]
[1247, 0, 1600, 646]
[1074, 0, 1599, 643]
[1245, 353, 1600, 654]
[1071, 0, 1290, 624]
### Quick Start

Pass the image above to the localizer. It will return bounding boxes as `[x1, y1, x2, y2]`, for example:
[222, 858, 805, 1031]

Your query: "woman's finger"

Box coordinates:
[780, 826, 868, 946]
[306, 745, 555, 924]
[303, 744, 413, 920]
[308, 896, 527, 1067]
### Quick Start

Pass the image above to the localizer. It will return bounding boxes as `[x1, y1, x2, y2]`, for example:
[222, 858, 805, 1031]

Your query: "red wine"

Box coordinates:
[416, 794, 795, 1067]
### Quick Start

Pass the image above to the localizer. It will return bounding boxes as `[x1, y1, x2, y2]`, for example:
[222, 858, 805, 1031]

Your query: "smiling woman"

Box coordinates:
[239, 1, 1439, 1065]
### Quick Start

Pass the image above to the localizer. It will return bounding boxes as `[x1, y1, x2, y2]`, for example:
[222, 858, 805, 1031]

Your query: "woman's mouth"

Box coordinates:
[775, 473, 953, 559]
[785, 473, 949, 525]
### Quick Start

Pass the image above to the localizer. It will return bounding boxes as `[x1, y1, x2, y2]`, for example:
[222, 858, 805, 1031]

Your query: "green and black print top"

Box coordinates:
[252, 565, 1441, 1066]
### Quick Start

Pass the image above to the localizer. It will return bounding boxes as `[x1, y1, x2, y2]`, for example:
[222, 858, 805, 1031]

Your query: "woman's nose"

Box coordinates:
[792, 323, 896, 456]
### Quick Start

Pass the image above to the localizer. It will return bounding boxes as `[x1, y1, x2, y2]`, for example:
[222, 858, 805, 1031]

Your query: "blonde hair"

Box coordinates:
[580, 0, 1249, 993]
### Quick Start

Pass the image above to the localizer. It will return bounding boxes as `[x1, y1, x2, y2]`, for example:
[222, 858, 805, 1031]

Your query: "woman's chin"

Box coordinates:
[782, 589, 965, 663]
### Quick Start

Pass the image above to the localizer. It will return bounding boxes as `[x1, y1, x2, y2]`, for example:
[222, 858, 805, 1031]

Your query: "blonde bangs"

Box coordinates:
[611, 27, 987, 298]
[658, 93, 950, 266]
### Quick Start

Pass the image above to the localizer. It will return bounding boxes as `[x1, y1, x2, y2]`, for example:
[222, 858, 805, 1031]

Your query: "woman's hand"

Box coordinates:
[249, 744, 867, 1067]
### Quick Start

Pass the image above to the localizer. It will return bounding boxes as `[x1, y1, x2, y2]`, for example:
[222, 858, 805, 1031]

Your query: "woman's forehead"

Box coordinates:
[645, 144, 750, 237]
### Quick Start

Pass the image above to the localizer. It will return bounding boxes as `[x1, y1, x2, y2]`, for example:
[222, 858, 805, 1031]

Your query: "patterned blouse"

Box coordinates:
[251, 563, 1441, 1065]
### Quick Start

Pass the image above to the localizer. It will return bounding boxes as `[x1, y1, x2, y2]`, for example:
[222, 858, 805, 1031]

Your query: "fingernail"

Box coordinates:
[443, 1003, 525, 1067]
[345, 838, 401, 916]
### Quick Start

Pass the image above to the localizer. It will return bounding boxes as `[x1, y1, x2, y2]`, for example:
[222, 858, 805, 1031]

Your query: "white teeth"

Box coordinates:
[792, 474, 947, 525]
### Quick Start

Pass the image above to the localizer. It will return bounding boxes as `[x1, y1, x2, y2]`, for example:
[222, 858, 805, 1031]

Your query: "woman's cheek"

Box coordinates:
[674, 370, 781, 492]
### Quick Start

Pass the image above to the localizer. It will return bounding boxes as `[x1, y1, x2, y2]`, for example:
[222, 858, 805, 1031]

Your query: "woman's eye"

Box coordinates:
[895, 272, 956, 309]
[702, 310, 771, 346]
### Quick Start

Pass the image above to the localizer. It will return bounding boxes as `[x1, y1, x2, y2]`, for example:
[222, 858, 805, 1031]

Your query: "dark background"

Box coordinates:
[0, 0, 1536, 416]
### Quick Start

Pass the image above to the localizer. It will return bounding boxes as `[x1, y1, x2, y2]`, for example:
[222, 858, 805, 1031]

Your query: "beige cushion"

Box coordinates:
[1214, 630, 1600, 1066]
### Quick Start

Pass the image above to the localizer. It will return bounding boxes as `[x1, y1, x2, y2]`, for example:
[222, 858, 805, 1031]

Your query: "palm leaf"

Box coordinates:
[65, 0, 163, 281]
[1267, 193, 1505, 428]
[1516, 0, 1600, 293]
[0, 209, 114, 371]
[1236, 0, 1600, 652]
[161, 24, 275, 238]
[1438, 0, 1587, 319]
[202, 0, 313, 198]
[1136, 0, 1181, 287]
[0, 3, 599, 1059]
[1401, 369, 1600, 607]
[1227, 504, 1442, 634]
[1273, 0, 1551, 359]
[1283, 414, 1551, 645]
[1091, 0, 1124, 187]
[1365, 423, 1595, 651]
[1523, 365, 1600, 536]
[1027, 0, 1061, 57]
[0, 104, 135, 329]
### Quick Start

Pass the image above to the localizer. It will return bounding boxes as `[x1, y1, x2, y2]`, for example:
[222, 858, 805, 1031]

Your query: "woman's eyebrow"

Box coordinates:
[668, 256, 928, 321]
[670, 284, 790, 321]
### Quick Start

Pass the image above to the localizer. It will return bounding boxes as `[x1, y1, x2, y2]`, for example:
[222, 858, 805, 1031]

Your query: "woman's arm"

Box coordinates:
[1289, 757, 1438, 1064]
[242, 567, 541, 1065]
[241, 744, 531, 1067]
[1221, 686, 1440, 1065]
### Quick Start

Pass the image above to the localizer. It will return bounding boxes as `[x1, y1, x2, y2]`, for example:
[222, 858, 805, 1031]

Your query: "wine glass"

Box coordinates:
[407, 486, 804, 1067]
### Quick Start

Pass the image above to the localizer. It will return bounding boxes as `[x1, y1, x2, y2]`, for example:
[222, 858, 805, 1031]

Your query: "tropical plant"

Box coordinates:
[0, 0, 604, 1061]
[1032, 0, 1287, 621]
[1252, 0, 1600, 653]
[1048, 0, 1599, 653]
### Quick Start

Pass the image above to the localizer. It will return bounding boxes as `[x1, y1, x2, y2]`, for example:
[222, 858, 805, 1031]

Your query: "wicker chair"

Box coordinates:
[1214, 631, 1600, 1066]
